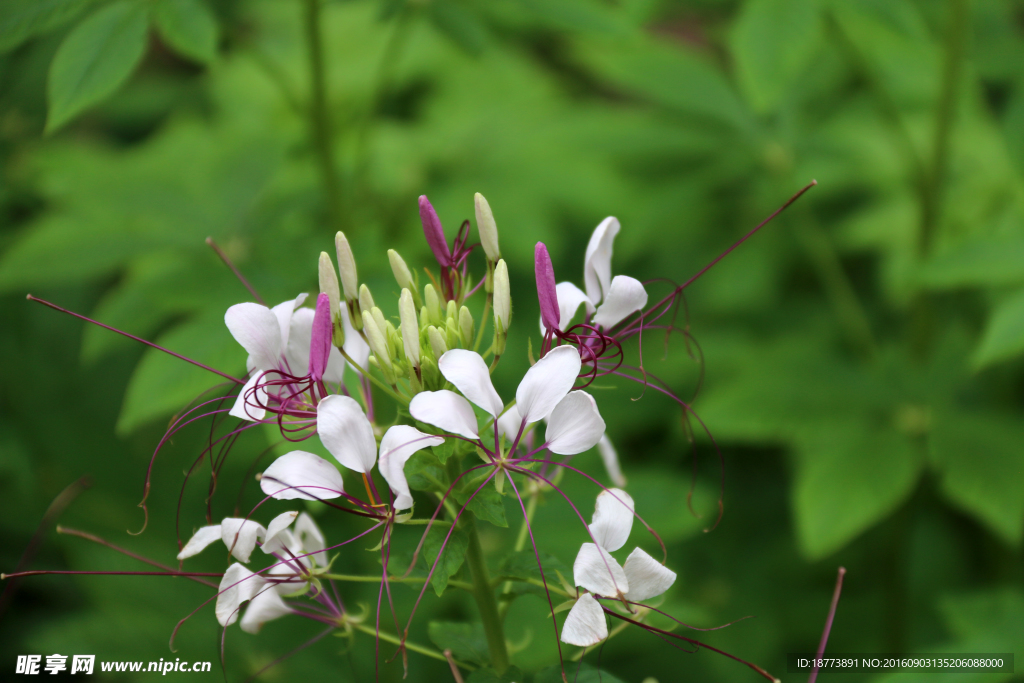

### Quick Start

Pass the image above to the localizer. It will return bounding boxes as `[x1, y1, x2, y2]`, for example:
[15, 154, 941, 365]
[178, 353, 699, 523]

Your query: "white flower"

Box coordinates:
[541, 217, 649, 334]
[263, 398, 442, 510]
[208, 512, 329, 632]
[177, 517, 267, 563]
[409, 346, 605, 455]
[560, 488, 677, 647]
[224, 294, 363, 422]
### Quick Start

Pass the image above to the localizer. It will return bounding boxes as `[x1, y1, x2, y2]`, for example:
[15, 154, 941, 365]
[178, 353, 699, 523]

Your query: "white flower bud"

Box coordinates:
[335, 231, 359, 301]
[319, 251, 344, 345]
[493, 259, 510, 356]
[424, 284, 442, 326]
[493, 259, 511, 331]
[399, 288, 420, 368]
[388, 249, 420, 308]
[359, 284, 375, 313]
[459, 306, 474, 347]
[475, 192, 500, 262]
[427, 326, 448, 359]
[445, 299, 457, 324]
[362, 310, 393, 374]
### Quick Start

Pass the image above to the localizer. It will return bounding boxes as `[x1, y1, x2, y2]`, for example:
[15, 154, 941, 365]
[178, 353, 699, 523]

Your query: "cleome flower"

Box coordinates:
[224, 293, 367, 423]
[561, 488, 677, 647]
[180, 511, 334, 633]
[408, 346, 605, 461]
[259, 394, 444, 512]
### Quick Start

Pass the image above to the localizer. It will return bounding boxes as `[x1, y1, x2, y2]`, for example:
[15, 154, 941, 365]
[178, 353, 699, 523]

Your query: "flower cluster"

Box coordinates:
[12, 184, 817, 682]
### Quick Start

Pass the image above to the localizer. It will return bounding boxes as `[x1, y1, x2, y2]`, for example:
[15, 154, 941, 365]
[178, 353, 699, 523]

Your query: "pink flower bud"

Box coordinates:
[418, 195, 451, 267]
[309, 293, 332, 381]
[535, 242, 560, 332]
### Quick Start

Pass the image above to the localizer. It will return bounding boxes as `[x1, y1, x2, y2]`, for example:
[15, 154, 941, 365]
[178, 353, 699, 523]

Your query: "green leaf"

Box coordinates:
[466, 666, 524, 683]
[494, 550, 568, 599]
[536, 663, 626, 683]
[116, 314, 243, 434]
[404, 449, 447, 492]
[427, 621, 490, 666]
[46, 0, 150, 132]
[793, 421, 922, 559]
[930, 413, 1024, 545]
[154, 0, 217, 64]
[729, 0, 823, 113]
[428, 0, 489, 55]
[431, 438, 457, 464]
[454, 480, 507, 527]
[920, 238, 1024, 289]
[972, 287, 1024, 368]
[422, 525, 468, 596]
[0, 0, 94, 52]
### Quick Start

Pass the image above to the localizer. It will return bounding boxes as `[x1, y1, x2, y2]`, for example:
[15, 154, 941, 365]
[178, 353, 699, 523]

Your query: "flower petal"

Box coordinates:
[216, 563, 265, 627]
[560, 593, 608, 647]
[379, 425, 444, 510]
[556, 282, 595, 331]
[262, 511, 299, 555]
[177, 525, 222, 560]
[622, 547, 677, 602]
[308, 294, 333, 380]
[230, 372, 268, 422]
[593, 275, 647, 329]
[294, 512, 327, 559]
[225, 303, 281, 372]
[261, 451, 345, 501]
[437, 349, 504, 417]
[220, 518, 266, 563]
[545, 391, 605, 455]
[597, 435, 627, 488]
[573, 542, 628, 597]
[240, 586, 293, 633]
[583, 216, 620, 304]
[410, 390, 480, 439]
[317, 395, 377, 473]
[271, 293, 308, 353]
[497, 404, 524, 442]
[516, 345, 581, 423]
[588, 488, 634, 552]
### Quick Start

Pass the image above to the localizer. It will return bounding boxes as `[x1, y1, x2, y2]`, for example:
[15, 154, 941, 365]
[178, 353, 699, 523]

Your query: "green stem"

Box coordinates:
[910, 0, 967, 358]
[789, 209, 878, 361]
[302, 0, 343, 232]
[498, 489, 538, 619]
[352, 623, 474, 670]
[463, 515, 509, 673]
[474, 295, 492, 353]
[323, 573, 472, 591]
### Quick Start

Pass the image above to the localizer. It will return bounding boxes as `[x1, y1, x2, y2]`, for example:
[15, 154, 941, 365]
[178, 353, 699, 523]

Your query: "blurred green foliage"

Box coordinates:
[1, 0, 1023, 680]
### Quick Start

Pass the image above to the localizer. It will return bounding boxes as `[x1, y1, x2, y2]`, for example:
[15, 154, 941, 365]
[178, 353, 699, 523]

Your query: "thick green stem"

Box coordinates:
[498, 489, 538, 619]
[463, 515, 509, 673]
[302, 0, 343, 232]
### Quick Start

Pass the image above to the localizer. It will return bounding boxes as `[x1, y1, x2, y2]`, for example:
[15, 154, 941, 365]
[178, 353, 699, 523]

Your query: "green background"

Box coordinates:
[1, 0, 1023, 680]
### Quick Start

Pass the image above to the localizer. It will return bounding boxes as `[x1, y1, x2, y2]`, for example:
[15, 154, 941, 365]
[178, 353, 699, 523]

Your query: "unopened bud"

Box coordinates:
[445, 317, 461, 350]
[399, 289, 420, 368]
[459, 306, 474, 347]
[493, 259, 511, 356]
[424, 284, 442, 326]
[427, 326, 448, 358]
[335, 232, 359, 302]
[362, 310, 394, 377]
[318, 251, 344, 346]
[445, 299, 457, 324]
[388, 249, 420, 307]
[309, 293, 332, 381]
[359, 284, 375, 313]
[475, 192, 500, 262]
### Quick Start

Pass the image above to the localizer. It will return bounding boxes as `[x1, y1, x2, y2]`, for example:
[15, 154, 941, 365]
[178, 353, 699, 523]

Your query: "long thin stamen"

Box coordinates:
[809, 567, 847, 683]
[26, 295, 244, 385]
[206, 237, 266, 305]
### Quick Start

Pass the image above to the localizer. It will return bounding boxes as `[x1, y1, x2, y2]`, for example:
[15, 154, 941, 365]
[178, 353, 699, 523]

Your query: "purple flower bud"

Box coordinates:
[309, 293, 332, 381]
[535, 242, 560, 332]
[419, 195, 451, 267]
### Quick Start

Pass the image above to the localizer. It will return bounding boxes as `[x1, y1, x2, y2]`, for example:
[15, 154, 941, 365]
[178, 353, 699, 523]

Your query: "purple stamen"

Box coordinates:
[309, 293, 332, 382]
[534, 243, 560, 332]
[419, 195, 452, 267]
